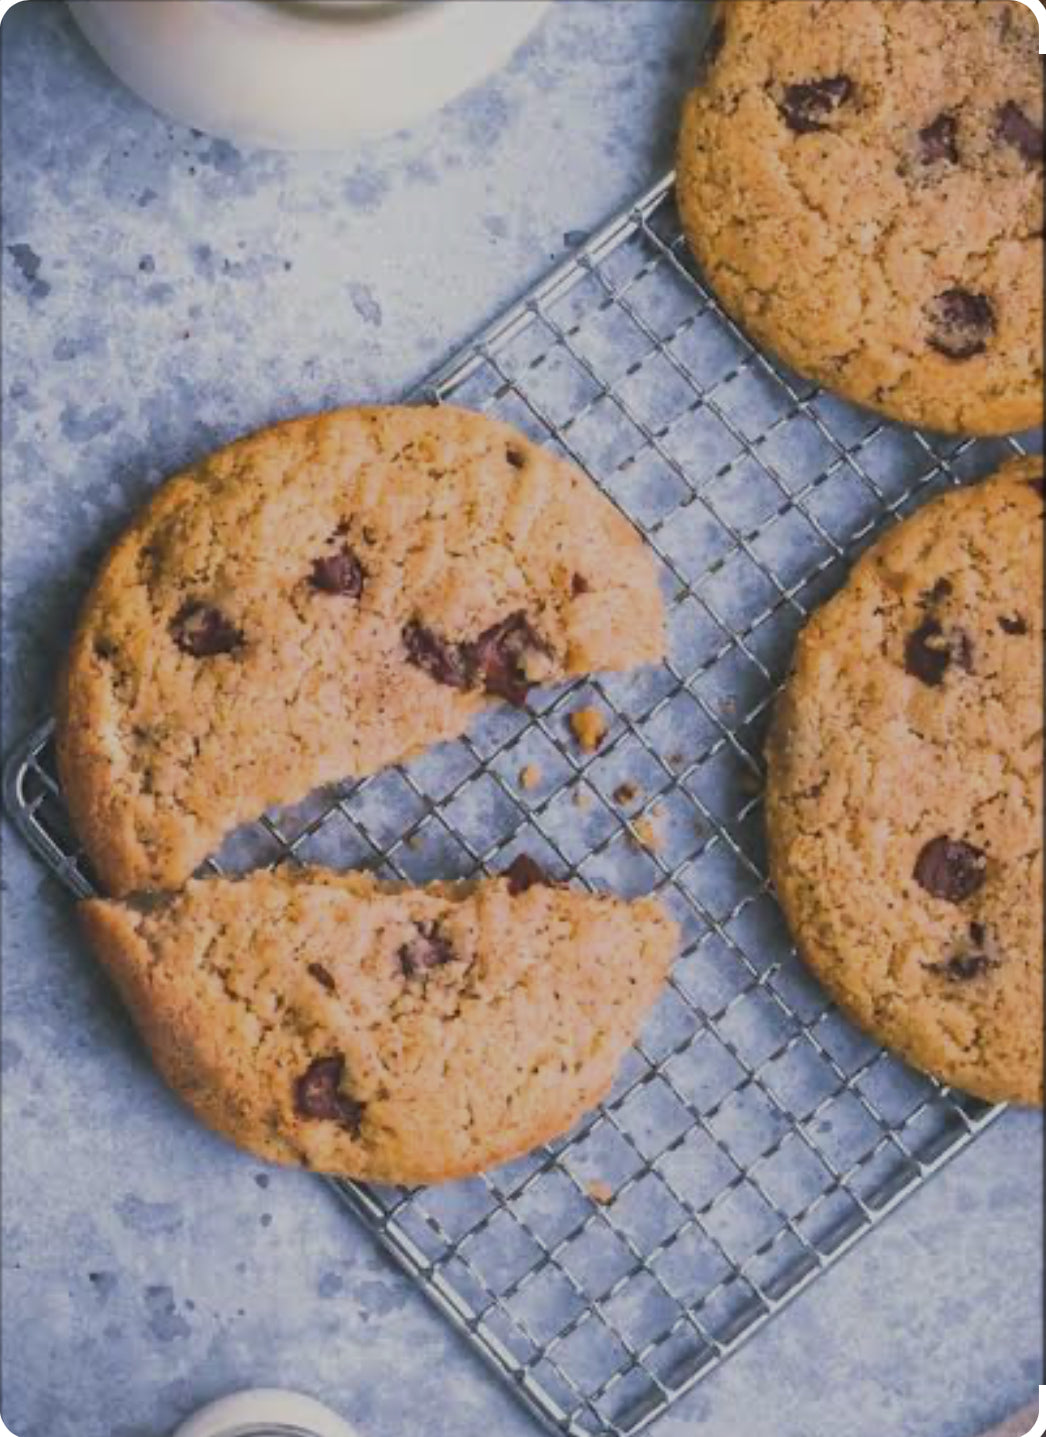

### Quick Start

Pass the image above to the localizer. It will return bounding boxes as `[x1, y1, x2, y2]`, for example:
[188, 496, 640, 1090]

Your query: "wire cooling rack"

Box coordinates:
[5, 171, 1033, 1436]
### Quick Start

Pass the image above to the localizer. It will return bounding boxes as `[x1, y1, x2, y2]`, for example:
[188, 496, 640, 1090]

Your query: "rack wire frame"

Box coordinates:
[4, 172, 1031, 1437]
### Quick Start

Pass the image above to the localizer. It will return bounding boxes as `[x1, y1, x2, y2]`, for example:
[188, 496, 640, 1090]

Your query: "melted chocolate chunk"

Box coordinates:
[310, 546, 365, 597]
[998, 613, 1028, 635]
[308, 963, 336, 992]
[571, 573, 591, 597]
[995, 101, 1043, 165]
[969, 921, 987, 946]
[1029, 473, 1044, 498]
[470, 612, 552, 707]
[405, 612, 551, 705]
[293, 1055, 364, 1134]
[504, 854, 551, 895]
[919, 112, 959, 164]
[904, 617, 973, 683]
[926, 289, 996, 360]
[398, 921, 455, 979]
[904, 618, 951, 686]
[506, 446, 527, 470]
[913, 837, 987, 903]
[921, 577, 953, 606]
[779, 75, 854, 134]
[171, 602, 243, 658]
[700, 14, 727, 74]
[927, 953, 999, 982]
[403, 620, 474, 690]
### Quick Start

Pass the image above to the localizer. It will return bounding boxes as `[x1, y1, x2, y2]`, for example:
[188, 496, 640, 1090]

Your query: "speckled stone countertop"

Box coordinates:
[1, 5, 1041, 1437]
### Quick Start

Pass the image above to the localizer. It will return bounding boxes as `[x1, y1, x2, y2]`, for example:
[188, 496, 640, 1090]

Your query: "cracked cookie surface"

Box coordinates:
[677, 0, 1044, 435]
[79, 865, 677, 1184]
[766, 457, 1043, 1105]
[56, 405, 665, 896]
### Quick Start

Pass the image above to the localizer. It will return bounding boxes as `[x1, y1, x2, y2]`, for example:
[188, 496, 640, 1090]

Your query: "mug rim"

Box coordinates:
[233, 0, 464, 35]
[200, 1426, 323, 1437]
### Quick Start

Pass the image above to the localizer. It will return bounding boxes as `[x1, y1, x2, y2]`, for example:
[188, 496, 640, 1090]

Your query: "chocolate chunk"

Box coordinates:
[700, 15, 727, 74]
[927, 953, 999, 982]
[398, 921, 455, 979]
[904, 618, 950, 685]
[293, 1055, 364, 1134]
[904, 618, 974, 684]
[403, 620, 473, 690]
[307, 963, 336, 991]
[504, 854, 551, 895]
[995, 101, 1043, 165]
[405, 612, 552, 705]
[921, 577, 953, 606]
[470, 612, 552, 707]
[1029, 473, 1044, 497]
[969, 921, 987, 946]
[506, 446, 527, 470]
[998, 613, 1028, 635]
[571, 573, 591, 596]
[310, 546, 365, 597]
[171, 602, 243, 657]
[927, 289, 996, 360]
[913, 837, 987, 903]
[919, 112, 959, 165]
[779, 76, 854, 134]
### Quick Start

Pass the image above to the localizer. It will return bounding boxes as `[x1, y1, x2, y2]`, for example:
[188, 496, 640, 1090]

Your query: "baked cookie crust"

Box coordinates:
[56, 405, 665, 895]
[766, 457, 1043, 1105]
[677, 1, 1044, 434]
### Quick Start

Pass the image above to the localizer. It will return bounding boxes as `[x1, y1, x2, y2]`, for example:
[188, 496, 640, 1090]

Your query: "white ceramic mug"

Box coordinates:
[67, 0, 551, 149]
[172, 1387, 361, 1437]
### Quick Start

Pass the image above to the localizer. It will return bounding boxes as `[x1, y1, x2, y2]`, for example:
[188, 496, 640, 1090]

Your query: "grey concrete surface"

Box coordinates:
[1, 4, 1041, 1437]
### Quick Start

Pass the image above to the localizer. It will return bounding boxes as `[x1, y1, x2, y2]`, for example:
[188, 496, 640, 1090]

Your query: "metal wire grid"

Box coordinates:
[4, 171, 1031, 1437]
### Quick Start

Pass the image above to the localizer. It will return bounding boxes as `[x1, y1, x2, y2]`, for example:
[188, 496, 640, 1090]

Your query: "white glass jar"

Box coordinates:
[67, 0, 551, 150]
[172, 1388, 361, 1437]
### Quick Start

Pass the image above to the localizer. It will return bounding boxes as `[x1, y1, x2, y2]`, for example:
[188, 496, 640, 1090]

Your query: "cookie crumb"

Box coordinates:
[519, 764, 542, 791]
[570, 706, 608, 753]
[613, 781, 641, 806]
[403, 832, 422, 851]
[572, 787, 592, 811]
[587, 1180, 615, 1205]
[631, 811, 663, 852]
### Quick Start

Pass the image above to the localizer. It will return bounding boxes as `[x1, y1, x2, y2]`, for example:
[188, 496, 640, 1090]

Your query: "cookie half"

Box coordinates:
[80, 863, 677, 1184]
[766, 456, 1043, 1105]
[677, 0, 1044, 435]
[56, 405, 665, 895]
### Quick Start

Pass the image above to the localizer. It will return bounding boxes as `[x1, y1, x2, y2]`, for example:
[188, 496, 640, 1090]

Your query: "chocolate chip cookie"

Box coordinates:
[79, 862, 677, 1184]
[677, 1, 1044, 435]
[766, 456, 1043, 1105]
[56, 406, 666, 896]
